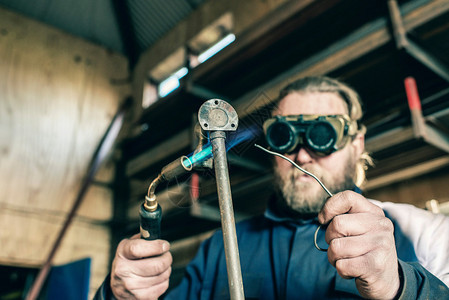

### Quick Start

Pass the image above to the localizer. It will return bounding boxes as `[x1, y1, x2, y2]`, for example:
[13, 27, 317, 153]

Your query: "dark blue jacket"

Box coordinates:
[96, 199, 449, 299]
[165, 199, 449, 299]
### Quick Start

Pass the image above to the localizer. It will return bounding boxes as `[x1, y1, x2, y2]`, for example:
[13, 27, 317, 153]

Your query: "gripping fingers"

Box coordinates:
[120, 266, 172, 291]
[118, 251, 173, 278]
[318, 191, 384, 224]
[111, 237, 173, 300]
[333, 245, 396, 279]
[130, 279, 170, 300]
[334, 255, 367, 279]
[324, 213, 391, 244]
[119, 238, 170, 260]
[334, 251, 392, 280]
[335, 252, 400, 299]
[111, 253, 172, 299]
[114, 274, 170, 300]
[327, 235, 372, 267]
[327, 225, 395, 267]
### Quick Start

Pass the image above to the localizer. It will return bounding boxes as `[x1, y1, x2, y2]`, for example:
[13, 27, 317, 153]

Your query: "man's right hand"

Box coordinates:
[111, 234, 172, 300]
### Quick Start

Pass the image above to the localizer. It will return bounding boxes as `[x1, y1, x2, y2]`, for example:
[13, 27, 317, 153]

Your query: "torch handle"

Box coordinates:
[139, 203, 162, 240]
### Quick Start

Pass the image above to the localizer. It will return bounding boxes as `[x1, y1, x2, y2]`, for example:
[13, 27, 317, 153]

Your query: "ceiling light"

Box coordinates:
[158, 67, 189, 98]
[198, 33, 236, 63]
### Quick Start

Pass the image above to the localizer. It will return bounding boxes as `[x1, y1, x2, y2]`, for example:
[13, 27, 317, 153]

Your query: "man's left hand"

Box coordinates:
[318, 191, 401, 299]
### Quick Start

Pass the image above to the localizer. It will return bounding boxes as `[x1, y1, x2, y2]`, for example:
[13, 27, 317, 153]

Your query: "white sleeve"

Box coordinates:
[370, 199, 449, 287]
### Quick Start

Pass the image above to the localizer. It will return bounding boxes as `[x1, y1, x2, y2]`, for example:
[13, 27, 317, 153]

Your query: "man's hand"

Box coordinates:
[318, 191, 401, 299]
[111, 234, 172, 300]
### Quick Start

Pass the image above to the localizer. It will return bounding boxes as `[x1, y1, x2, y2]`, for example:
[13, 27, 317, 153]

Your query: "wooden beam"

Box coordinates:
[190, 0, 331, 80]
[366, 127, 415, 153]
[126, 129, 190, 176]
[365, 155, 449, 191]
[227, 153, 267, 172]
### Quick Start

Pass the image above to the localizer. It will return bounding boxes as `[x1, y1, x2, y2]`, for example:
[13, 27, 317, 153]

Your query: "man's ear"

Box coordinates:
[351, 133, 365, 159]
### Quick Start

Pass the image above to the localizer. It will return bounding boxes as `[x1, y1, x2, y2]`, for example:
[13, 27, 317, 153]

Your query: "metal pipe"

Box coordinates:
[198, 99, 244, 299]
[210, 131, 245, 300]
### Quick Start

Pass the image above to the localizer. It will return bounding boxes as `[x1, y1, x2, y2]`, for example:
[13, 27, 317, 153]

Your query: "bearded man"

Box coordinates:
[97, 76, 449, 300]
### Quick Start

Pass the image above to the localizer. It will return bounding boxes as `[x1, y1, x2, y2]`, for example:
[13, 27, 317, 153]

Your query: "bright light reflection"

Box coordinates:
[198, 33, 236, 63]
[158, 67, 189, 98]
[174, 67, 188, 79]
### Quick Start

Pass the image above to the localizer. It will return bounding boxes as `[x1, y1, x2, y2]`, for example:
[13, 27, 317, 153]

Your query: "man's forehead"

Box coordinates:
[274, 92, 349, 116]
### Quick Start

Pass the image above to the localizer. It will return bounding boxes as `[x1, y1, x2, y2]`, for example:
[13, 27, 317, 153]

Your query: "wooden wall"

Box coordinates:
[0, 7, 130, 296]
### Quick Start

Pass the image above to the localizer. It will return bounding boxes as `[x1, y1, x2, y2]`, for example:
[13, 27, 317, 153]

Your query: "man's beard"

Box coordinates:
[274, 156, 356, 215]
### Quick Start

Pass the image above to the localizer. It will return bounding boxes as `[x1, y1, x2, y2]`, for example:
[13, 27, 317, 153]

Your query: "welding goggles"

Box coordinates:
[263, 114, 357, 155]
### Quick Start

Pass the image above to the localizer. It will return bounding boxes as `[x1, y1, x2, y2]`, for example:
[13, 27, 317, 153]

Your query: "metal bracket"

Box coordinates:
[198, 99, 238, 131]
[404, 77, 449, 153]
[388, 0, 449, 82]
[388, 1, 449, 154]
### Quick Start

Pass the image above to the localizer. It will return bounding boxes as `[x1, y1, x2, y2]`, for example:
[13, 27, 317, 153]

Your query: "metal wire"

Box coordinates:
[254, 144, 330, 251]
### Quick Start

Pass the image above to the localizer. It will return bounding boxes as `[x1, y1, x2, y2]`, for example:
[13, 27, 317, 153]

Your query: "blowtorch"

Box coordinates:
[139, 155, 192, 240]
[139, 98, 245, 299]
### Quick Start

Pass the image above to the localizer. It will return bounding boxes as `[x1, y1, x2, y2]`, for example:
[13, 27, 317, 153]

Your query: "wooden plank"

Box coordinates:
[0, 8, 129, 296]
[364, 155, 449, 191]
[366, 127, 415, 153]
[190, 0, 325, 80]
[0, 7, 129, 214]
[126, 129, 190, 176]
[0, 210, 110, 298]
[366, 161, 449, 208]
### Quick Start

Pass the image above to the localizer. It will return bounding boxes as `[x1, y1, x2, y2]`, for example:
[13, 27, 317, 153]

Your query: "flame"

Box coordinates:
[184, 127, 257, 169]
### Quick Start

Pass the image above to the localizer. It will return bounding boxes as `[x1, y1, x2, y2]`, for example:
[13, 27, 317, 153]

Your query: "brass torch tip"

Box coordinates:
[181, 155, 193, 171]
[144, 195, 158, 212]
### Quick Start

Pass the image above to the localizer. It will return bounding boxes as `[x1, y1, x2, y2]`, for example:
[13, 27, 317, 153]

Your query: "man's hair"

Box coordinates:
[273, 76, 373, 187]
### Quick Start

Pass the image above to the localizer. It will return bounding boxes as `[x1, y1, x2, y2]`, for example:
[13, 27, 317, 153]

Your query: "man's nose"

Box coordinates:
[294, 147, 314, 165]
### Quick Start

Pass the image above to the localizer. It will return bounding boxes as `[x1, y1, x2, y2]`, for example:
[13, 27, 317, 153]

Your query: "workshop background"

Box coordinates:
[0, 0, 449, 298]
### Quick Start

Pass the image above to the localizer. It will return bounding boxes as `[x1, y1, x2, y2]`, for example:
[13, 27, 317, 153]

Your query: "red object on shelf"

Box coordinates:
[190, 172, 200, 200]
[404, 77, 422, 111]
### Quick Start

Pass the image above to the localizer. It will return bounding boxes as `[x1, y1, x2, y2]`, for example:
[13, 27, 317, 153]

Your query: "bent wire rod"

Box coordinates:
[254, 144, 332, 251]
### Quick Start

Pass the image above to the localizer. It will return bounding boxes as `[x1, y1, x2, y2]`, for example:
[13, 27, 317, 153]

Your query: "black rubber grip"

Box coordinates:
[139, 203, 162, 240]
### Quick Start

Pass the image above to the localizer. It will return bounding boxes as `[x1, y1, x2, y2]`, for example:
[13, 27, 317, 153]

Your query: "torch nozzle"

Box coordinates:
[144, 194, 158, 212]
[145, 156, 193, 211]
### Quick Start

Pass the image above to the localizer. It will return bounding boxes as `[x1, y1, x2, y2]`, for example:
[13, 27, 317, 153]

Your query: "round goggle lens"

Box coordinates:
[306, 122, 337, 152]
[267, 122, 295, 151]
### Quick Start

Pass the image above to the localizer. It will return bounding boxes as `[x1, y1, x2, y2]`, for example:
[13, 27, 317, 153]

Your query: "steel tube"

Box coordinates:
[210, 131, 245, 300]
